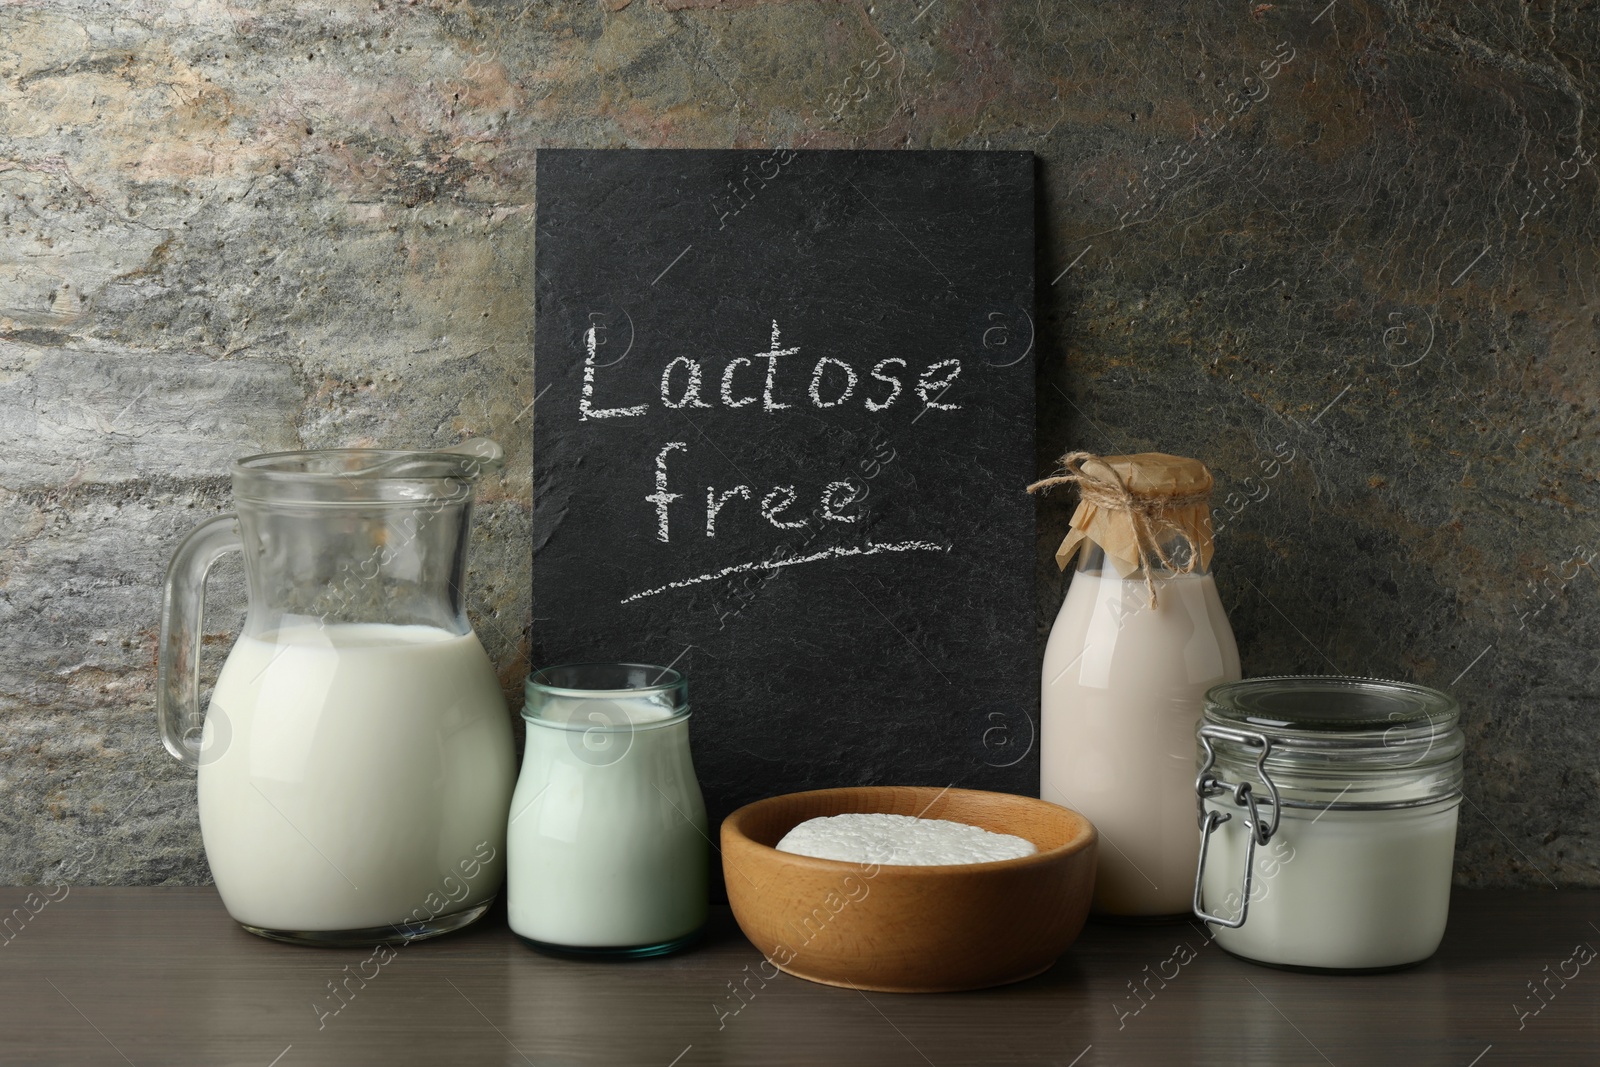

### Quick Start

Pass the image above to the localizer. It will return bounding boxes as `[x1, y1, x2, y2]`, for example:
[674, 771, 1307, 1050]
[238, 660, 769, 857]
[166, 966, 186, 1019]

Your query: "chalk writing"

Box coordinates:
[623, 539, 948, 605]
[708, 428, 900, 627]
[590, 320, 963, 600]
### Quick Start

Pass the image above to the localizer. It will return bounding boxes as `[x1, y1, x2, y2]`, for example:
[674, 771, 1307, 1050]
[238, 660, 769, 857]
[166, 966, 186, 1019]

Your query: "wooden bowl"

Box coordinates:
[721, 786, 1097, 993]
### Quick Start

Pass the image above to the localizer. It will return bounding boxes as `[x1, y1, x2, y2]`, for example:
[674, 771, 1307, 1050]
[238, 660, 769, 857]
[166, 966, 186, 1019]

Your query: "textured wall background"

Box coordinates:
[1, 0, 1595, 888]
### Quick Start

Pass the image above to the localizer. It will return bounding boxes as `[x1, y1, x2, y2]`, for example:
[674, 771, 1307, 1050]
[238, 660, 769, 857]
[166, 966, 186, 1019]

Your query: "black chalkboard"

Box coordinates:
[531, 149, 1036, 837]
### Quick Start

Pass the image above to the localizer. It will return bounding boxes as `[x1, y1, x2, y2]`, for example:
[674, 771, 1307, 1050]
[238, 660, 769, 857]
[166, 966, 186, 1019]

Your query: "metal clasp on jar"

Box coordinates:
[1193, 725, 1282, 928]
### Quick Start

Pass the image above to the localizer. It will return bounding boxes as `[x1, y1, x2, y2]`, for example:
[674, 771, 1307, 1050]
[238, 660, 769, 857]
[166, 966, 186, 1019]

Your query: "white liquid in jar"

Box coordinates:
[198, 624, 515, 932]
[1202, 799, 1460, 969]
[507, 697, 708, 948]
[1041, 568, 1240, 915]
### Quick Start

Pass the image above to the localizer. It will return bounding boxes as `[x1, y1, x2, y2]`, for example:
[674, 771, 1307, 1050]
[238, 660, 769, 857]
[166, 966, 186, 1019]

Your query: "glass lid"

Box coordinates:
[1204, 676, 1458, 733]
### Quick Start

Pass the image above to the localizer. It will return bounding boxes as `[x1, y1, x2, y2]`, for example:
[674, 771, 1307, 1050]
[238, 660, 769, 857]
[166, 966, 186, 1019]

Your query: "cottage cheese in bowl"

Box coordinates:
[775, 813, 1038, 866]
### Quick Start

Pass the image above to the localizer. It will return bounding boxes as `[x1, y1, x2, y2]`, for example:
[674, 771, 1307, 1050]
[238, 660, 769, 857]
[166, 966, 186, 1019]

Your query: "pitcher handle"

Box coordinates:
[158, 514, 242, 770]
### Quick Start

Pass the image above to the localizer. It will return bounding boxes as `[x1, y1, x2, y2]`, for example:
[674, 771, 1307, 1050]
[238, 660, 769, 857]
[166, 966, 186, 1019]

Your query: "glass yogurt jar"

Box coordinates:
[506, 663, 708, 959]
[1193, 676, 1464, 971]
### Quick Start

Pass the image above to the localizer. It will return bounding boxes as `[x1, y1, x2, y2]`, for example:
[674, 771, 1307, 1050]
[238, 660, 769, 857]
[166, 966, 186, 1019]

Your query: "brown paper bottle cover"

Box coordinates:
[1027, 451, 1216, 586]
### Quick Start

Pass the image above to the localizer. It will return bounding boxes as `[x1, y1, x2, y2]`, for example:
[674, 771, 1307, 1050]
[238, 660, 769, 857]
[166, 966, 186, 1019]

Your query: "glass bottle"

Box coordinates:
[1038, 453, 1239, 917]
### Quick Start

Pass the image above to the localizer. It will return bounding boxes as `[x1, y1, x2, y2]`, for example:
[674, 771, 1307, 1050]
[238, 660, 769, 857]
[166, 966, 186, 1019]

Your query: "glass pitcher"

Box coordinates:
[158, 441, 516, 946]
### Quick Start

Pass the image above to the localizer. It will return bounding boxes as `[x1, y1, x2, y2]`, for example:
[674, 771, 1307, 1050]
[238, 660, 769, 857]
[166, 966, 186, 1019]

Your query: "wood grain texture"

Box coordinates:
[0, 888, 1595, 1066]
[721, 786, 1096, 992]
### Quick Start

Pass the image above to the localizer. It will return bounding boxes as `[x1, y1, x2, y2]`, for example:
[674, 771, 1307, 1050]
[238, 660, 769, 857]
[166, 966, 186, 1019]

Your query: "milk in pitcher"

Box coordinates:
[158, 443, 516, 945]
[199, 623, 514, 934]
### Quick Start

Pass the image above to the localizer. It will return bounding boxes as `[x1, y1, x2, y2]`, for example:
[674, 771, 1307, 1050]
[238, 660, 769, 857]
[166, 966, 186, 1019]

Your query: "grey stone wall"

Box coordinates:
[0, 0, 1594, 887]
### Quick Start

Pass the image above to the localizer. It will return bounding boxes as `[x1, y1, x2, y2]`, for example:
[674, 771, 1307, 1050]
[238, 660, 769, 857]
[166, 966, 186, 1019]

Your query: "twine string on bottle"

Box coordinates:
[1027, 451, 1211, 608]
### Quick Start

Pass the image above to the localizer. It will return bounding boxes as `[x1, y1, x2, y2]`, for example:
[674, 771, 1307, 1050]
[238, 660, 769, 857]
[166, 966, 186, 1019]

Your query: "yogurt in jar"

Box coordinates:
[1200, 797, 1459, 969]
[507, 671, 707, 952]
[1194, 676, 1464, 971]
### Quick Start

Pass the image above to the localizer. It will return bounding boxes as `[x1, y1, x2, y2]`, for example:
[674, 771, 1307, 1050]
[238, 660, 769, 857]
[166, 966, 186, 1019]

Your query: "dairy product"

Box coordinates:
[776, 813, 1037, 865]
[1202, 799, 1460, 969]
[198, 623, 514, 933]
[507, 696, 707, 948]
[1041, 568, 1240, 915]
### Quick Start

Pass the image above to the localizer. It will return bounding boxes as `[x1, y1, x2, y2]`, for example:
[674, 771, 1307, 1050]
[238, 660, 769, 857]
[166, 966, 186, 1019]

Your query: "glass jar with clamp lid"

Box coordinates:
[1193, 676, 1463, 971]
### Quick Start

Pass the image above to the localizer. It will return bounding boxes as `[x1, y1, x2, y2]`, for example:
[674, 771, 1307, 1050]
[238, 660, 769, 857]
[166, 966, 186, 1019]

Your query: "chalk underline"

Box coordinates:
[619, 539, 950, 604]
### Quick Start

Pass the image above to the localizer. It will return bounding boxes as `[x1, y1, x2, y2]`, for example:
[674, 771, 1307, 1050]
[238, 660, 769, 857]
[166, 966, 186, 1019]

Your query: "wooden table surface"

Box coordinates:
[0, 888, 1594, 1065]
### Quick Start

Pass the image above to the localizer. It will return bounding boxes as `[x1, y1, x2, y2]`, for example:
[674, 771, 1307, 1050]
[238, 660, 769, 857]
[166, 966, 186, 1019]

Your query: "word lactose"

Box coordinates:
[580, 320, 962, 420]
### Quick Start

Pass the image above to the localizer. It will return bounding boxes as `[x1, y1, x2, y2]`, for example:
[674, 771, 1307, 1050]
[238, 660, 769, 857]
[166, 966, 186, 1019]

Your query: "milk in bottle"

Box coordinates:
[1030, 452, 1239, 917]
